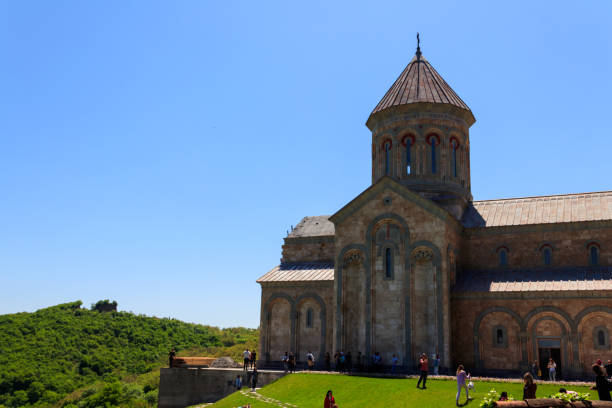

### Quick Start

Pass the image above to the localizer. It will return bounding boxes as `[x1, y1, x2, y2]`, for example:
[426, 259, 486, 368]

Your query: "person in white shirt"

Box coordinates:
[243, 349, 251, 370]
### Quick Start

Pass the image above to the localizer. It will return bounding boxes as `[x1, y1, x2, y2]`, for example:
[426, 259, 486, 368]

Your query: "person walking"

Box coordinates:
[289, 352, 296, 373]
[250, 351, 257, 369]
[306, 351, 315, 371]
[243, 349, 251, 370]
[523, 372, 537, 399]
[433, 354, 440, 375]
[282, 352, 289, 373]
[548, 358, 557, 381]
[531, 360, 539, 379]
[456, 364, 471, 406]
[250, 367, 258, 392]
[417, 353, 429, 389]
[592, 364, 612, 401]
[391, 354, 399, 374]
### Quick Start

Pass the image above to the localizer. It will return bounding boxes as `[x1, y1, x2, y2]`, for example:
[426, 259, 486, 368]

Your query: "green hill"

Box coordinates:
[0, 301, 258, 408]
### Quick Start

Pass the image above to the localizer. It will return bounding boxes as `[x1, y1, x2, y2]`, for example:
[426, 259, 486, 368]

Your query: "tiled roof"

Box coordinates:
[454, 267, 612, 293]
[256, 262, 334, 283]
[463, 191, 612, 228]
[287, 216, 334, 238]
[371, 52, 472, 116]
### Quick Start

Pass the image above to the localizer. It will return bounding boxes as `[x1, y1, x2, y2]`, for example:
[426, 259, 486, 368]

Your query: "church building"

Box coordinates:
[256, 44, 612, 378]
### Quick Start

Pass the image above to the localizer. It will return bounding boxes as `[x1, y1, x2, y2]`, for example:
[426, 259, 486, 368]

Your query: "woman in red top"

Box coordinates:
[324, 390, 335, 408]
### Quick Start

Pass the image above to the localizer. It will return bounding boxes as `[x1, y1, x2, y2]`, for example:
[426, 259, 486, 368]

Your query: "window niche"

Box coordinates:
[587, 243, 600, 266]
[426, 134, 440, 174]
[402, 134, 415, 176]
[496, 246, 509, 267]
[382, 139, 393, 176]
[492, 325, 508, 348]
[593, 326, 610, 350]
[306, 308, 314, 329]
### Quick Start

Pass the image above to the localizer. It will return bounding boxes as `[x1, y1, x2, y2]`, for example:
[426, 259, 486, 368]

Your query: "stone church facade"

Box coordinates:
[256, 46, 612, 378]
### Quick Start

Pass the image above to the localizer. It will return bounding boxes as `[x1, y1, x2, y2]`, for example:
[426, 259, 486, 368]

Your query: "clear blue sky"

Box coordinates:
[1, 1, 611, 328]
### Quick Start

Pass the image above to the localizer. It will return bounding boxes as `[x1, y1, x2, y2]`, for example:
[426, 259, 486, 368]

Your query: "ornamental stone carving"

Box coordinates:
[343, 250, 364, 267]
[411, 247, 434, 263]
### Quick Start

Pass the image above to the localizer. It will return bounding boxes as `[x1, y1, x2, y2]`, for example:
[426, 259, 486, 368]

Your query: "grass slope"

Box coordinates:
[0, 301, 257, 408]
[211, 374, 596, 408]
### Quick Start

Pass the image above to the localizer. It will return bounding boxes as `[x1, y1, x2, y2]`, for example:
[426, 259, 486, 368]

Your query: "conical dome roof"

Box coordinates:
[369, 51, 474, 123]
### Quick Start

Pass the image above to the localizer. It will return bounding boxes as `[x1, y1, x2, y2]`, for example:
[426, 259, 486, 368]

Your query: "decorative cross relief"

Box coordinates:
[411, 247, 434, 263]
[343, 250, 364, 267]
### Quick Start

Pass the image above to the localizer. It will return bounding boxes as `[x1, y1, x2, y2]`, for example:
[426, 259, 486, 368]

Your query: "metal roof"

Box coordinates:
[454, 267, 612, 293]
[287, 216, 334, 238]
[463, 191, 612, 228]
[256, 262, 334, 283]
[370, 52, 472, 117]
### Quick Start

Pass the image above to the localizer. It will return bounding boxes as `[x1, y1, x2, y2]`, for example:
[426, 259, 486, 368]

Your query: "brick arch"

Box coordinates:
[406, 240, 444, 367]
[336, 244, 369, 355]
[529, 315, 570, 373]
[262, 293, 296, 362]
[296, 292, 327, 361]
[521, 306, 575, 332]
[473, 306, 523, 369]
[574, 306, 612, 327]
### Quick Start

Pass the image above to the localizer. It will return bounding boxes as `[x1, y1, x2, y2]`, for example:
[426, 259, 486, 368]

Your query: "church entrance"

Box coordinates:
[538, 339, 561, 380]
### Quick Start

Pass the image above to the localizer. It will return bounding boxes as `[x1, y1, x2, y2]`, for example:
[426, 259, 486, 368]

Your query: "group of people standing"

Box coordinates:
[242, 349, 257, 370]
[530, 358, 558, 381]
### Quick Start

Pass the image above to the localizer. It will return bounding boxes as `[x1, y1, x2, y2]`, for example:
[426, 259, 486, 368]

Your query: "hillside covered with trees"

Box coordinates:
[0, 301, 258, 408]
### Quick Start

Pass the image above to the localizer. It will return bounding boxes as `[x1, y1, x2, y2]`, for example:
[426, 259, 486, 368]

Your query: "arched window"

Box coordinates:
[385, 247, 393, 279]
[492, 325, 507, 348]
[450, 137, 459, 178]
[496, 328, 504, 344]
[306, 308, 314, 328]
[497, 246, 509, 267]
[590, 245, 599, 266]
[402, 135, 414, 175]
[383, 140, 392, 176]
[593, 326, 610, 350]
[598, 329, 606, 346]
[543, 248, 552, 265]
[426, 134, 439, 174]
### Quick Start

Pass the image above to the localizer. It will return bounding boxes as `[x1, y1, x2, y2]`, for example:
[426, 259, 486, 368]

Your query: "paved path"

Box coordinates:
[239, 389, 298, 407]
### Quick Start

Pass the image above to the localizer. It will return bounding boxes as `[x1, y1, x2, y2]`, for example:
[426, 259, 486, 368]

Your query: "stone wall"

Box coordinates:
[451, 296, 612, 378]
[157, 368, 286, 408]
[259, 282, 333, 364]
[281, 236, 334, 263]
[462, 224, 612, 271]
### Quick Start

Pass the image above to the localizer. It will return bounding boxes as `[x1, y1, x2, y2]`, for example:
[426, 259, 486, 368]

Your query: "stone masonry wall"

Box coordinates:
[281, 237, 334, 263]
[451, 296, 612, 378]
[462, 224, 612, 271]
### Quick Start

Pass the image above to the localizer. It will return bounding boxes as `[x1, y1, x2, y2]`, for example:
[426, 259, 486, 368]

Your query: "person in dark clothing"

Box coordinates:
[325, 352, 331, 371]
[606, 360, 612, 379]
[523, 372, 537, 399]
[250, 367, 258, 391]
[250, 351, 257, 369]
[168, 348, 176, 368]
[334, 351, 340, 372]
[592, 364, 612, 401]
[289, 352, 295, 373]
[417, 353, 429, 389]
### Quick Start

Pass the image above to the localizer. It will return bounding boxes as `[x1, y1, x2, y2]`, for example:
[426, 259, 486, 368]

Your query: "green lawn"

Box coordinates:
[209, 373, 596, 408]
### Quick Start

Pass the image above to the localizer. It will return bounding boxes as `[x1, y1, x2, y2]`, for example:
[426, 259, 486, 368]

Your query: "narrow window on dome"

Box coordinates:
[451, 139, 458, 178]
[431, 140, 436, 174]
[384, 141, 391, 176]
[590, 245, 599, 266]
[543, 248, 552, 266]
[306, 308, 313, 328]
[406, 142, 411, 175]
[385, 247, 393, 278]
